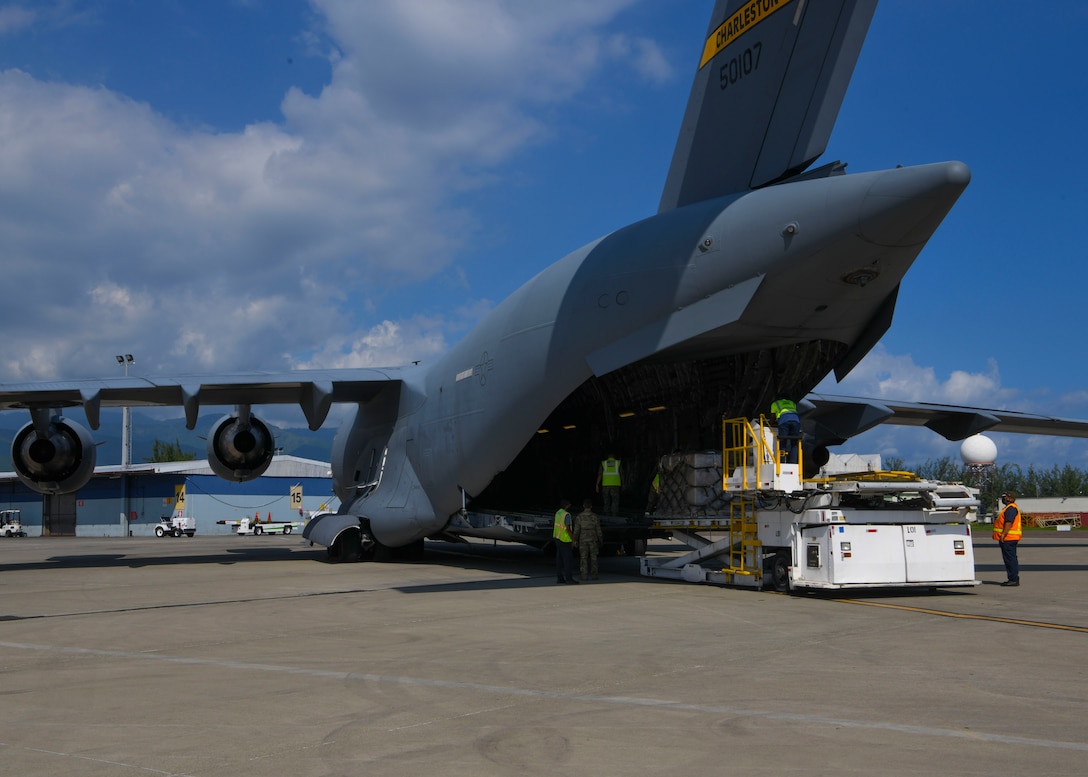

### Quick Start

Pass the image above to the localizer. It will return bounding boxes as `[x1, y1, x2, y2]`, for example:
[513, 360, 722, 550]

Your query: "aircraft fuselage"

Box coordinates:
[330, 161, 970, 547]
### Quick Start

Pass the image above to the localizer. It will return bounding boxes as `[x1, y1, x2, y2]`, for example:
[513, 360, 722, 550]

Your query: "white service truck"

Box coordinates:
[640, 418, 980, 592]
[1, 509, 27, 537]
[155, 514, 196, 538]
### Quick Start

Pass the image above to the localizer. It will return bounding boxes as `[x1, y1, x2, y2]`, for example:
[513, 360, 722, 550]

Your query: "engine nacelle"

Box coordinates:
[12, 414, 97, 494]
[206, 412, 275, 482]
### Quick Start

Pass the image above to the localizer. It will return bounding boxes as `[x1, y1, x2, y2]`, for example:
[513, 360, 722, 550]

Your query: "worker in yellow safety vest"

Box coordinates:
[993, 491, 1022, 586]
[596, 454, 622, 516]
[770, 398, 801, 464]
[553, 498, 578, 584]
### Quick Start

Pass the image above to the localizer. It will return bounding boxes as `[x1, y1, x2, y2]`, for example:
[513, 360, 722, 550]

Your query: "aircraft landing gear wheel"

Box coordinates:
[771, 553, 791, 593]
[328, 529, 363, 562]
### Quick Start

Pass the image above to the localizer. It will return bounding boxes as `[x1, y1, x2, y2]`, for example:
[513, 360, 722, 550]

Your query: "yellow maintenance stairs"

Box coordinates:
[640, 417, 802, 588]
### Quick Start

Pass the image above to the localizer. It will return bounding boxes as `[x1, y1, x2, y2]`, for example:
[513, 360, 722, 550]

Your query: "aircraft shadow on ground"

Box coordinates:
[397, 541, 647, 591]
[0, 540, 642, 582]
[0, 546, 326, 573]
[12, 539, 1078, 595]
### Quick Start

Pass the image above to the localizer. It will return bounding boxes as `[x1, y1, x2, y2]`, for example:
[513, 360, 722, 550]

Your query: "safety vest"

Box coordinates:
[770, 399, 797, 419]
[601, 458, 621, 487]
[553, 509, 572, 542]
[993, 502, 1023, 541]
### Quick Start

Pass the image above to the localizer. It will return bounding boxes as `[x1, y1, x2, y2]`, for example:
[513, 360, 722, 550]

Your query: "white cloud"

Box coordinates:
[824, 345, 1019, 407]
[821, 345, 1088, 468]
[603, 33, 673, 84]
[0, 1, 669, 381]
[0, 6, 34, 35]
[295, 316, 449, 370]
[311, 1, 648, 112]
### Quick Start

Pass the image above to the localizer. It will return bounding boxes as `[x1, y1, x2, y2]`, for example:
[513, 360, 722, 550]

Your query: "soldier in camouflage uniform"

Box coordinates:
[572, 498, 604, 581]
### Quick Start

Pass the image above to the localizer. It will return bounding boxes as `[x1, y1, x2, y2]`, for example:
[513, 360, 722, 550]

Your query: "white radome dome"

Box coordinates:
[960, 434, 997, 466]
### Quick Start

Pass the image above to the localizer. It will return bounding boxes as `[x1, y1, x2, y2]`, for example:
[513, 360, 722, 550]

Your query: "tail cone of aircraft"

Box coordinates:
[859, 161, 971, 247]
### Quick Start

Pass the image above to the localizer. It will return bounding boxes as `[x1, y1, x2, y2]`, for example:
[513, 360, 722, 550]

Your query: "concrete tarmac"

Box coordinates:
[0, 531, 1085, 776]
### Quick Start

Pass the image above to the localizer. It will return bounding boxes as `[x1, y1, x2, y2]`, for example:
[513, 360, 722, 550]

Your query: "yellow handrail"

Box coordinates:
[722, 414, 800, 490]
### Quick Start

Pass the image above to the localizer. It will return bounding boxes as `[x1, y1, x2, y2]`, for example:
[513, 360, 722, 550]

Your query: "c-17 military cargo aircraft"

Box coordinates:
[2, 0, 1087, 559]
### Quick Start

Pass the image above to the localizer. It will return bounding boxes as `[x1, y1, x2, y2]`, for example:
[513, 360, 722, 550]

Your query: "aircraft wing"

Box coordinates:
[801, 393, 1088, 446]
[0, 368, 404, 431]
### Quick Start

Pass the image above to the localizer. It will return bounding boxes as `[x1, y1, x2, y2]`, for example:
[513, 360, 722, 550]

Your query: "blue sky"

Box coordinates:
[1, 0, 1086, 469]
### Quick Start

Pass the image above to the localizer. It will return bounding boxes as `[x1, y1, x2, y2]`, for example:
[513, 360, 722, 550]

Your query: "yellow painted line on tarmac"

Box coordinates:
[833, 599, 1088, 633]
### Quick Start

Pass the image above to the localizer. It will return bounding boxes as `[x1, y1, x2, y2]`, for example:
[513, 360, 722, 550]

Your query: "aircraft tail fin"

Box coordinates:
[658, 0, 877, 212]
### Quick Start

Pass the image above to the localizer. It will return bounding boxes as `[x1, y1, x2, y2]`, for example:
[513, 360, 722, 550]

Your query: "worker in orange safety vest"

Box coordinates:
[993, 491, 1022, 587]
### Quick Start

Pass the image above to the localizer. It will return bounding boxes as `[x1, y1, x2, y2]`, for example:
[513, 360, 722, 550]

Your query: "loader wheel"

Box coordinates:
[254, 525, 263, 535]
[172, 528, 182, 537]
[155, 526, 166, 538]
[771, 553, 791, 593]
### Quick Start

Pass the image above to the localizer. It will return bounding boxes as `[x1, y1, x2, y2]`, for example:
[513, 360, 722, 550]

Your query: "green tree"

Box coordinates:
[915, 456, 966, 482]
[884, 456, 908, 472]
[1023, 464, 1088, 498]
[991, 462, 1024, 497]
[891, 456, 1088, 510]
[147, 437, 196, 462]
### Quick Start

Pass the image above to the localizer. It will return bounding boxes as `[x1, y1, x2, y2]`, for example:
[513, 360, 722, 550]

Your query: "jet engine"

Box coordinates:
[11, 413, 97, 494]
[206, 409, 275, 482]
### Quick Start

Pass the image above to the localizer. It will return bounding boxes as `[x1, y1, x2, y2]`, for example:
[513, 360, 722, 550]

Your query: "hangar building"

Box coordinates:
[0, 456, 335, 537]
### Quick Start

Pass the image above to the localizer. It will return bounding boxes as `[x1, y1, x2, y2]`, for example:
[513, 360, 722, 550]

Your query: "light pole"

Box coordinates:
[115, 354, 135, 468]
[115, 354, 136, 537]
